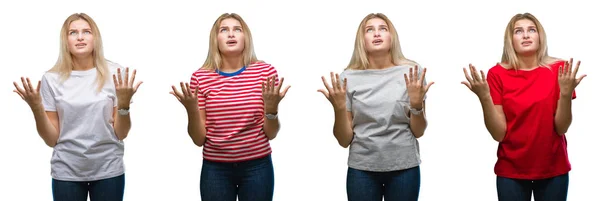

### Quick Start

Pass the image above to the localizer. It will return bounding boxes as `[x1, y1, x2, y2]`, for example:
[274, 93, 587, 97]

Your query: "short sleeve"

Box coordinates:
[190, 73, 207, 110]
[40, 74, 57, 111]
[486, 68, 503, 105]
[340, 71, 352, 112]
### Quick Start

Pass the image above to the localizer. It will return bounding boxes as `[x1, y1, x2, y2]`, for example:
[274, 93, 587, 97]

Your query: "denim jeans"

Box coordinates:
[200, 154, 275, 201]
[346, 166, 420, 201]
[497, 173, 569, 201]
[52, 174, 125, 201]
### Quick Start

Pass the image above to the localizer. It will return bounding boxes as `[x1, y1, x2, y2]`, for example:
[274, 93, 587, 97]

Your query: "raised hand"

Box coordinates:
[262, 76, 291, 114]
[404, 65, 434, 108]
[461, 64, 490, 98]
[113, 67, 143, 107]
[318, 72, 347, 110]
[13, 77, 43, 109]
[558, 58, 586, 96]
[170, 82, 199, 111]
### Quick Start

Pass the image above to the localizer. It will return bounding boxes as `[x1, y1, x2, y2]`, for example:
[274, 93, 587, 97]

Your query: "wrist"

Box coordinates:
[409, 101, 423, 110]
[30, 104, 45, 112]
[265, 106, 278, 114]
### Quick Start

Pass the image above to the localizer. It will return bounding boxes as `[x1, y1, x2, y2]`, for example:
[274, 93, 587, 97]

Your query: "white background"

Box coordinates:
[1, 0, 598, 200]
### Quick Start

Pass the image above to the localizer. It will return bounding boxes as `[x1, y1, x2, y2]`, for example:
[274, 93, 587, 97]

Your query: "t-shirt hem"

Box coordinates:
[203, 150, 272, 163]
[348, 162, 420, 172]
[51, 169, 125, 182]
[495, 168, 571, 180]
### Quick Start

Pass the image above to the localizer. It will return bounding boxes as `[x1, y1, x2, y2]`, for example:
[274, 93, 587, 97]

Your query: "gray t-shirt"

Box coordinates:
[340, 64, 427, 172]
[41, 60, 125, 181]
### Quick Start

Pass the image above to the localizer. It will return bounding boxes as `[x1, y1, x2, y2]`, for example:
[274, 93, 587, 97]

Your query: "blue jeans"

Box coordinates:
[497, 173, 569, 201]
[52, 174, 125, 201]
[346, 166, 420, 201]
[200, 154, 275, 201]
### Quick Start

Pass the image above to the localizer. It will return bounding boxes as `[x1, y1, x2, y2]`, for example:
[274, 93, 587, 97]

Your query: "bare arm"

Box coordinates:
[187, 108, 207, 147]
[263, 112, 280, 140]
[554, 94, 573, 135]
[31, 105, 60, 147]
[408, 102, 427, 138]
[333, 109, 354, 148]
[479, 96, 507, 142]
[112, 105, 131, 140]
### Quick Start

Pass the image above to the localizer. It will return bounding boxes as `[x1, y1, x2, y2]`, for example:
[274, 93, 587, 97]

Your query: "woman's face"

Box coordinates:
[512, 19, 540, 56]
[364, 18, 392, 54]
[67, 19, 95, 58]
[217, 18, 245, 56]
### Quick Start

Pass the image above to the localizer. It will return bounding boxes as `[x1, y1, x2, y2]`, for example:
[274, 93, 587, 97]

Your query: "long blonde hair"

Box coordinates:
[501, 13, 559, 69]
[346, 13, 416, 70]
[49, 13, 108, 91]
[201, 13, 258, 71]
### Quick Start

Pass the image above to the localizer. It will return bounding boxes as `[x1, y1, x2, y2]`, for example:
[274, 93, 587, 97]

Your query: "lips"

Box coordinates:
[521, 41, 532, 46]
[373, 39, 383, 45]
[226, 40, 237, 45]
[75, 43, 87, 48]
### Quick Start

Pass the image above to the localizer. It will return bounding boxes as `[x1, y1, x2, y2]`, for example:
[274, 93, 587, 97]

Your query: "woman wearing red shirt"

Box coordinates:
[461, 13, 586, 201]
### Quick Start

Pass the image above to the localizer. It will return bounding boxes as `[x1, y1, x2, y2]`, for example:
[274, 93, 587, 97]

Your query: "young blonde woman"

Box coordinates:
[461, 13, 585, 201]
[318, 13, 433, 201]
[170, 13, 290, 201]
[12, 13, 142, 201]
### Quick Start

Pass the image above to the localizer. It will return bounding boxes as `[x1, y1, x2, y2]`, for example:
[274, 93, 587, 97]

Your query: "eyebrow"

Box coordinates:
[514, 26, 537, 29]
[68, 28, 92, 32]
[365, 25, 388, 28]
[220, 26, 242, 29]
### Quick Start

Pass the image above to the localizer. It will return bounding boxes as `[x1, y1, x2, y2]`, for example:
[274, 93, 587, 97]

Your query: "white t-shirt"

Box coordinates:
[41, 60, 125, 181]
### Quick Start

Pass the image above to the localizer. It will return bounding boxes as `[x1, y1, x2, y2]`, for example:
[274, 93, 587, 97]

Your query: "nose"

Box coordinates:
[228, 30, 235, 38]
[373, 29, 381, 37]
[77, 33, 84, 41]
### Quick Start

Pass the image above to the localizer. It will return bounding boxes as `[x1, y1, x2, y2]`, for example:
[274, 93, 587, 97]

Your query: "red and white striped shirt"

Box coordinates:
[190, 62, 279, 162]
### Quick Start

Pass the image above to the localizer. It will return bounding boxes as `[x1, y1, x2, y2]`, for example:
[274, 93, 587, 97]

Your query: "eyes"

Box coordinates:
[68, 30, 92, 36]
[514, 28, 537, 34]
[366, 27, 388, 33]
[220, 27, 243, 33]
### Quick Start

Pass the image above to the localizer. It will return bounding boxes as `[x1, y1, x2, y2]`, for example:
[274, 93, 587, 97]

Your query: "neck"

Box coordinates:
[517, 54, 538, 70]
[72, 55, 94, 71]
[367, 52, 394, 69]
[220, 54, 244, 72]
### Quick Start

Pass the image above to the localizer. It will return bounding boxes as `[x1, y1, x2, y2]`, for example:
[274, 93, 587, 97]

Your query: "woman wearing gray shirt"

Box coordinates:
[319, 13, 433, 201]
[12, 13, 142, 201]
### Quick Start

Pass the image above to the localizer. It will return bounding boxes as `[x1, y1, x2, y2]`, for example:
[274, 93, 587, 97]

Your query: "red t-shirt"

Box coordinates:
[487, 60, 576, 180]
[190, 62, 279, 163]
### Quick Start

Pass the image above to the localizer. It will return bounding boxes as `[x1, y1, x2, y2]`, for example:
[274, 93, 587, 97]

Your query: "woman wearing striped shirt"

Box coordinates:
[319, 13, 433, 201]
[170, 13, 290, 201]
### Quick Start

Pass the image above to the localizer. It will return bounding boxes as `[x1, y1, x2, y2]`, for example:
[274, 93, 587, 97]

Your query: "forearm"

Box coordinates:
[114, 112, 131, 141]
[479, 96, 506, 142]
[554, 94, 573, 135]
[31, 106, 59, 147]
[333, 108, 353, 148]
[263, 117, 280, 140]
[187, 108, 207, 147]
[409, 113, 427, 138]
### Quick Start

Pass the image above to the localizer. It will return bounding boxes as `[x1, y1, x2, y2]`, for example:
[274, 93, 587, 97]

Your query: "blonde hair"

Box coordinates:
[49, 13, 108, 91]
[501, 13, 560, 69]
[346, 13, 416, 70]
[201, 13, 258, 71]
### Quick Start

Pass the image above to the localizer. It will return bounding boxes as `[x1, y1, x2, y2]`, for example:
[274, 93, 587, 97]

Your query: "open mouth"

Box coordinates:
[521, 41, 532, 46]
[373, 39, 383, 45]
[226, 40, 237, 45]
[75, 43, 87, 48]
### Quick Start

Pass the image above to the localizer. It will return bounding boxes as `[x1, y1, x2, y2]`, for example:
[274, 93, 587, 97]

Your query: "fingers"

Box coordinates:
[13, 81, 25, 94]
[408, 67, 414, 83]
[424, 81, 435, 93]
[330, 72, 337, 91]
[36, 80, 41, 93]
[130, 69, 137, 87]
[270, 76, 276, 93]
[21, 77, 31, 92]
[170, 85, 183, 100]
[185, 82, 192, 97]
[317, 89, 329, 99]
[343, 78, 348, 90]
[335, 73, 342, 90]
[480, 70, 486, 81]
[470, 64, 480, 82]
[13, 90, 25, 99]
[419, 67, 427, 84]
[280, 85, 291, 97]
[460, 81, 472, 90]
[26, 78, 35, 93]
[321, 76, 332, 92]
[572, 60, 581, 78]
[567, 58, 573, 75]
[124, 67, 130, 87]
[113, 74, 119, 87]
[277, 77, 285, 92]
[180, 82, 188, 97]
[462, 67, 473, 84]
[117, 68, 123, 85]
[133, 81, 143, 92]
[404, 73, 410, 86]
[576, 74, 587, 85]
